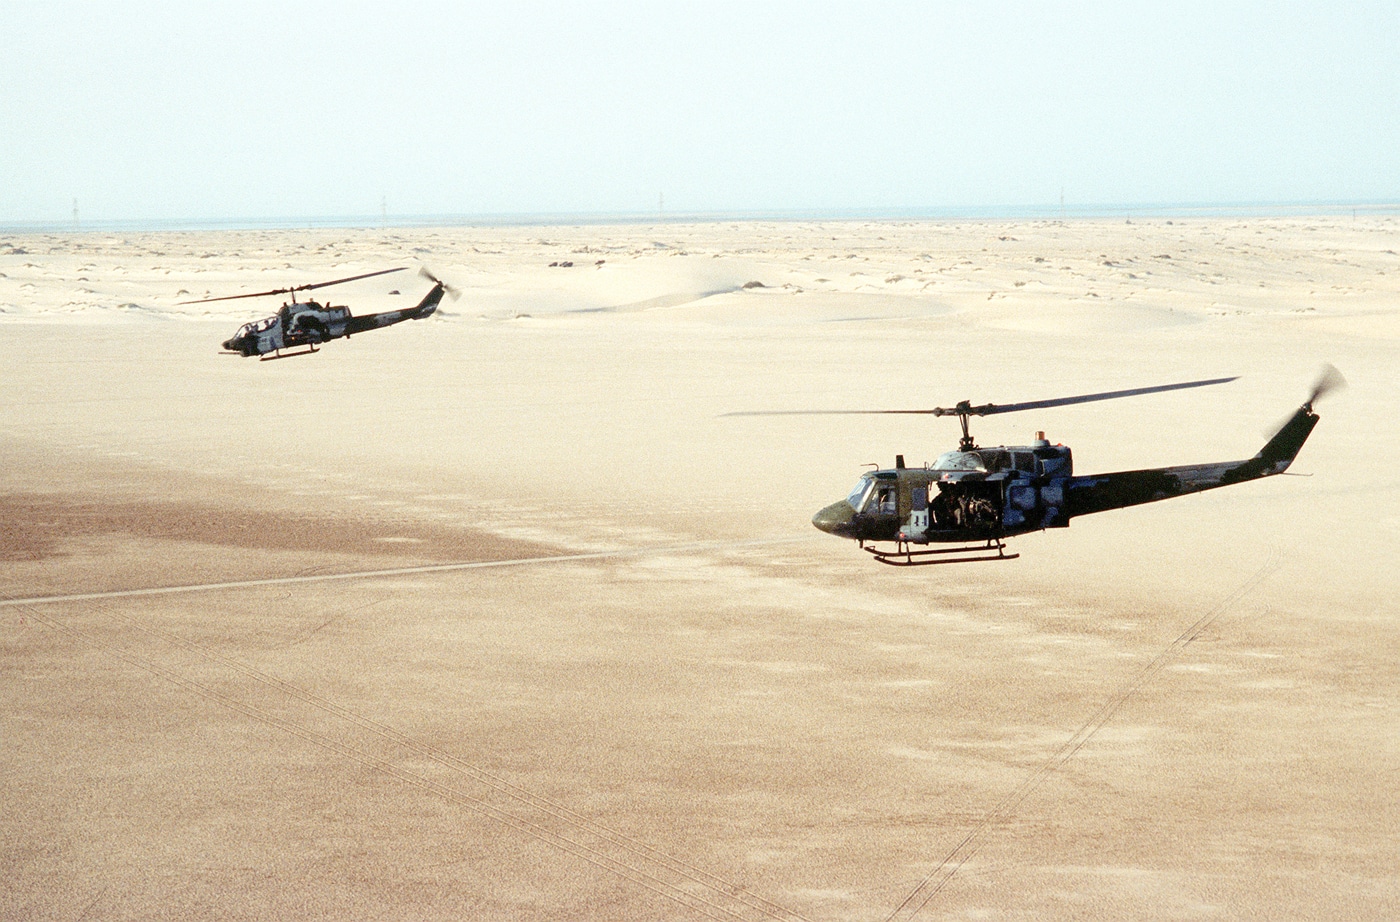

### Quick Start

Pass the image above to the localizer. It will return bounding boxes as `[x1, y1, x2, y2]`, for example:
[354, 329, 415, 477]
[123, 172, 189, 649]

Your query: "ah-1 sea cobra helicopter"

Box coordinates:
[184, 267, 457, 359]
[730, 368, 1343, 565]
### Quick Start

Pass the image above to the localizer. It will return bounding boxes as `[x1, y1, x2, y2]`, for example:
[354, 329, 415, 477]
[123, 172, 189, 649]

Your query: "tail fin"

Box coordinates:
[1256, 405, 1320, 473]
[1218, 404, 1319, 485]
[1229, 366, 1340, 481]
[412, 282, 445, 319]
[414, 268, 459, 318]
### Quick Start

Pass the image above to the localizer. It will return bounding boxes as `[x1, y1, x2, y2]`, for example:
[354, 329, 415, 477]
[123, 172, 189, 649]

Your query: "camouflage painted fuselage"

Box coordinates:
[221, 283, 446, 357]
[813, 404, 1320, 547]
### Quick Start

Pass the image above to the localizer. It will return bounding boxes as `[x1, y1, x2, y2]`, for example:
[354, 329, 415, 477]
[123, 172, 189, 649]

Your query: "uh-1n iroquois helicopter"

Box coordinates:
[183, 267, 458, 359]
[729, 368, 1343, 566]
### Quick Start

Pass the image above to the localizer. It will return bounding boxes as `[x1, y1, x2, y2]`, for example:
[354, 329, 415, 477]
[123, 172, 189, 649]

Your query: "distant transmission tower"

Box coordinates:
[381, 195, 387, 228]
[659, 191, 664, 223]
[72, 198, 79, 230]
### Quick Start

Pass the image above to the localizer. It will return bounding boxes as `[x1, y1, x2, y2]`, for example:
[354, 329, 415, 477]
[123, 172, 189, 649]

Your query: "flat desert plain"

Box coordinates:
[2, 218, 1397, 920]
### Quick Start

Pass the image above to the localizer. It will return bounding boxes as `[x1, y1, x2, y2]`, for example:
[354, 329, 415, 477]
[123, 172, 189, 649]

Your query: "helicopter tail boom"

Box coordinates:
[343, 282, 445, 334]
[1062, 404, 1319, 520]
[405, 280, 445, 319]
[1254, 404, 1321, 472]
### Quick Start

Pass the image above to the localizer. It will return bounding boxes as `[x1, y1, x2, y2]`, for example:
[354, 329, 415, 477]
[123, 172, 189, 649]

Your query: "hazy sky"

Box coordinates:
[3, 2, 1398, 223]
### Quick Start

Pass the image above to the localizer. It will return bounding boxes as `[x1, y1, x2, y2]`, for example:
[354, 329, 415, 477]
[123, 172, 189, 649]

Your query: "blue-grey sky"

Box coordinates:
[3, 2, 1397, 224]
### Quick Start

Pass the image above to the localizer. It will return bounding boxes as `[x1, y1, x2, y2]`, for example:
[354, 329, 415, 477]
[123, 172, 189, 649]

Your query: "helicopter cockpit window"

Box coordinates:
[235, 317, 271, 337]
[979, 450, 1010, 472]
[847, 477, 875, 513]
[932, 451, 987, 472]
[873, 486, 897, 515]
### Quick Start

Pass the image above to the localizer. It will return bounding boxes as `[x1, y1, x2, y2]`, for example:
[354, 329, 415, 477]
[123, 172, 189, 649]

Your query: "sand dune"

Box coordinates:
[2, 219, 1397, 920]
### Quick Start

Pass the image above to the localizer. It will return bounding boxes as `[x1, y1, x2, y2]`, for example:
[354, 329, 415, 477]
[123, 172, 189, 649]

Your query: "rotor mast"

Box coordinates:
[932, 399, 999, 450]
[950, 402, 975, 450]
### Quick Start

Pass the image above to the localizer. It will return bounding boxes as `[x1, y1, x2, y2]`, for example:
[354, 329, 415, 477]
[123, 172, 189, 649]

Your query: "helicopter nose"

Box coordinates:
[812, 500, 856, 538]
[222, 337, 249, 355]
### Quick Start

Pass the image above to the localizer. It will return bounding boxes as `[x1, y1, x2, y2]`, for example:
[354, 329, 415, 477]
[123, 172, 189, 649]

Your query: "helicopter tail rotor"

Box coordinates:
[1304, 363, 1346, 411]
[1262, 363, 1345, 443]
[419, 267, 462, 301]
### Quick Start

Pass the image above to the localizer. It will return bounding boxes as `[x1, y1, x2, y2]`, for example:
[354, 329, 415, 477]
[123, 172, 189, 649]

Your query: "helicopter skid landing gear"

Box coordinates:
[863, 538, 1018, 567]
[260, 344, 319, 361]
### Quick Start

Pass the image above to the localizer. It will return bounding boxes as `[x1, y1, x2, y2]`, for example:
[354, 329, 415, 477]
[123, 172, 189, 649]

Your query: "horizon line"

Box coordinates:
[5, 199, 1400, 234]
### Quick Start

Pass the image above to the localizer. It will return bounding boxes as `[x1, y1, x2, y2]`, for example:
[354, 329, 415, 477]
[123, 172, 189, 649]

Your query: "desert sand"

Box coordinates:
[2, 217, 1397, 920]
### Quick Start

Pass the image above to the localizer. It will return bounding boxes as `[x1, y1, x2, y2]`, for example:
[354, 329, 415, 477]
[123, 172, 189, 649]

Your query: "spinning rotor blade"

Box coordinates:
[1304, 363, 1346, 409]
[1266, 364, 1346, 437]
[723, 409, 919, 417]
[965, 376, 1239, 417]
[179, 267, 406, 304]
[180, 289, 297, 305]
[723, 376, 1238, 419]
[419, 266, 462, 301]
[295, 266, 406, 291]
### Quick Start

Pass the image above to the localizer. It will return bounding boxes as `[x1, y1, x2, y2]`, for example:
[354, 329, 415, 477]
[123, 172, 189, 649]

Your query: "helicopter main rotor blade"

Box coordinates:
[721, 409, 931, 417]
[180, 289, 301, 305]
[179, 267, 406, 304]
[723, 376, 1238, 419]
[968, 376, 1239, 417]
[295, 266, 406, 292]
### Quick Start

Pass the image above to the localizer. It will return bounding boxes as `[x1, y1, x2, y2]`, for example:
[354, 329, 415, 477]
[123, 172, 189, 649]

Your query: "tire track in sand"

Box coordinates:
[9, 540, 817, 922]
[884, 544, 1286, 922]
[0, 536, 811, 609]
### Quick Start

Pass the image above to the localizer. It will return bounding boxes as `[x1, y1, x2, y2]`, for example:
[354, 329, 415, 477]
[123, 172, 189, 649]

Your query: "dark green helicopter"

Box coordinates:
[730, 368, 1342, 565]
